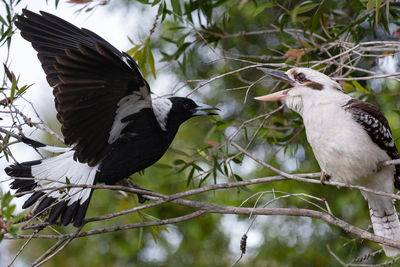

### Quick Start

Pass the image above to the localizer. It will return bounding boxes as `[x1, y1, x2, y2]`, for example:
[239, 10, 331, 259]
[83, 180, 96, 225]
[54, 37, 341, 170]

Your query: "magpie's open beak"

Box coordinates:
[254, 68, 295, 102]
[192, 104, 220, 116]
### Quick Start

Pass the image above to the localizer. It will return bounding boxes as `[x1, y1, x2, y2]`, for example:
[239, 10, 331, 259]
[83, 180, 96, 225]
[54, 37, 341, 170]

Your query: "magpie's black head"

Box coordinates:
[168, 97, 219, 124]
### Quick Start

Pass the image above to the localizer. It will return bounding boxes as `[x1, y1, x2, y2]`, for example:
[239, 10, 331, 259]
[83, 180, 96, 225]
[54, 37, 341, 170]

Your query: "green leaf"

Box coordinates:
[186, 166, 195, 186]
[351, 80, 371, 94]
[367, 0, 375, 10]
[176, 33, 188, 47]
[161, 36, 175, 43]
[154, 163, 172, 169]
[168, 26, 186, 30]
[213, 156, 223, 174]
[9, 76, 17, 102]
[161, 2, 168, 22]
[232, 156, 243, 164]
[11, 211, 27, 224]
[199, 173, 210, 187]
[16, 84, 32, 97]
[308, 0, 325, 33]
[212, 163, 217, 183]
[253, 2, 275, 17]
[152, 0, 162, 6]
[234, 174, 243, 181]
[145, 41, 156, 78]
[1, 191, 13, 209]
[169, 147, 190, 156]
[126, 44, 142, 56]
[386, 0, 390, 27]
[9, 225, 18, 238]
[192, 163, 203, 171]
[133, 47, 145, 75]
[171, 0, 182, 16]
[375, 0, 383, 26]
[293, 3, 319, 15]
[5, 204, 16, 220]
[223, 163, 229, 176]
[0, 27, 12, 44]
[0, 14, 6, 25]
[173, 159, 186, 165]
[291, 3, 319, 23]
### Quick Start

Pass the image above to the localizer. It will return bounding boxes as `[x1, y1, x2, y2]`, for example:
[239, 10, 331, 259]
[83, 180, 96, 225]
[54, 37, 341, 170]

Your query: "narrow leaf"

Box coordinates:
[292, 3, 319, 15]
[376, 0, 383, 26]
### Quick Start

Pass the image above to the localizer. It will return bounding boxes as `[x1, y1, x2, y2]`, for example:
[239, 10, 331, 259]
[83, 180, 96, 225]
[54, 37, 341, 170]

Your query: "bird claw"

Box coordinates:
[117, 178, 150, 203]
[320, 171, 331, 185]
[376, 162, 384, 173]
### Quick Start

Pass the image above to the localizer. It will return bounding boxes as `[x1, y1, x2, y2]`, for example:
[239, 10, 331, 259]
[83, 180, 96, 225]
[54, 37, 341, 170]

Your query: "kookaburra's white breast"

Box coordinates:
[301, 98, 392, 185]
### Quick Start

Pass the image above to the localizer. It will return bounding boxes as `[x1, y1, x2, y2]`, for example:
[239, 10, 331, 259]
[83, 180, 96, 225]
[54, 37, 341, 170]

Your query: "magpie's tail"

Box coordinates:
[5, 150, 98, 227]
[6, 160, 41, 195]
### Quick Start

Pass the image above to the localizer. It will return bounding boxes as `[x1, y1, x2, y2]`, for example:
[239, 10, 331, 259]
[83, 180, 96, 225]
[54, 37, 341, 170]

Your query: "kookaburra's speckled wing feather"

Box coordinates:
[344, 98, 400, 188]
[15, 9, 150, 166]
[344, 99, 399, 160]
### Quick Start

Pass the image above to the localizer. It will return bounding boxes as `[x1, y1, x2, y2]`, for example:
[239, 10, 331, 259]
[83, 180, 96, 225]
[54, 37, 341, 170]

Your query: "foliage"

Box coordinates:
[1, 0, 400, 266]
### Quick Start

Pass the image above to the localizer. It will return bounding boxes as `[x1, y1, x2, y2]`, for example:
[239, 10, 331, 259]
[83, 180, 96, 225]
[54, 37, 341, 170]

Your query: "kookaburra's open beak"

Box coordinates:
[254, 68, 295, 102]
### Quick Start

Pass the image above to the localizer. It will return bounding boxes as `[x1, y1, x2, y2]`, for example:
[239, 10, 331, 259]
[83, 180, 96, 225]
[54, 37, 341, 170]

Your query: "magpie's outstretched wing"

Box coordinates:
[15, 9, 151, 166]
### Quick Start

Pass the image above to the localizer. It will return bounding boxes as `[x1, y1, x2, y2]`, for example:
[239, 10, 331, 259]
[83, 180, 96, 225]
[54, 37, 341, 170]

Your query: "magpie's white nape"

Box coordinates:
[5, 9, 219, 227]
[255, 67, 400, 257]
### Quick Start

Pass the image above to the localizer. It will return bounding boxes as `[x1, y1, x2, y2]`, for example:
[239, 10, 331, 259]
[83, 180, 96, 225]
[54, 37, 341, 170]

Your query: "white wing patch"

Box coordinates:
[152, 98, 172, 131]
[40, 145, 71, 153]
[121, 53, 145, 79]
[32, 150, 99, 206]
[108, 85, 151, 143]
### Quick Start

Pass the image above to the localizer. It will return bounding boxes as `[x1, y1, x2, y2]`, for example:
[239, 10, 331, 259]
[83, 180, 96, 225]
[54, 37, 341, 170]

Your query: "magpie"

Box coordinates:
[255, 67, 400, 256]
[5, 9, 218, 227]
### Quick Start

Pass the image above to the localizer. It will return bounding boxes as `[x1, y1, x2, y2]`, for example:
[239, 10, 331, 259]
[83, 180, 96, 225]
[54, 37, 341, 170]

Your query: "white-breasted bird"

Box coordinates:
[255, 67, 400, 257]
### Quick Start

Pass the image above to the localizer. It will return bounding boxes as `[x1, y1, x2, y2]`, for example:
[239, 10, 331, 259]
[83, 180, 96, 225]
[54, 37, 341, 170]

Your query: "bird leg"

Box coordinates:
[320, 171, 331, 185]
[117, 178, 150, 203]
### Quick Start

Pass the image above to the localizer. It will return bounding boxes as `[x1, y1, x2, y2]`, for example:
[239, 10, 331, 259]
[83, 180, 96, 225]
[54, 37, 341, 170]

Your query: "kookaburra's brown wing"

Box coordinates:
[15, 9, 151, 166]
[343, 98, 400, 188]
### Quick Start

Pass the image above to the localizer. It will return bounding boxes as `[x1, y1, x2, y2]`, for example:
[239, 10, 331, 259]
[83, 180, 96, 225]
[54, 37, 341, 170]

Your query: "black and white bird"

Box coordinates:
[255, 67, 400, 257]
[5, 9, 218, 227]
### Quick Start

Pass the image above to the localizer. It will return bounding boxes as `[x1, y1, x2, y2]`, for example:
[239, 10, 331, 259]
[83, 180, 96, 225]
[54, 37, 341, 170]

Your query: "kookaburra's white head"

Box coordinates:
[255, 67, 347, 115]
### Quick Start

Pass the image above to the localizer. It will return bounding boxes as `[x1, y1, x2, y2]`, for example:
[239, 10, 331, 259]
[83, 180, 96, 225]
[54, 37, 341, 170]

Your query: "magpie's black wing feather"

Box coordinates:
[15, 9, 150, 166]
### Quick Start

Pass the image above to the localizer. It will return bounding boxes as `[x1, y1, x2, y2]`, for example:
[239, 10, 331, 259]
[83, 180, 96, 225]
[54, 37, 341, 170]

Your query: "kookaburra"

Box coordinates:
[255, 67, 400, 257]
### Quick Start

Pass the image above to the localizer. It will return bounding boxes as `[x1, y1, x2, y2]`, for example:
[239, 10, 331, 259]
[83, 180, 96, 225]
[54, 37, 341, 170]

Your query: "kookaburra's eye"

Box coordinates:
[296, 73, 306, 83]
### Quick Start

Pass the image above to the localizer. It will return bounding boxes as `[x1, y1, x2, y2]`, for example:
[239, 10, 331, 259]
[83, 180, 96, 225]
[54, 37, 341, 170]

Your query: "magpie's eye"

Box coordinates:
[296, 73, 307, 83]
[184, 103, 191, 110]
